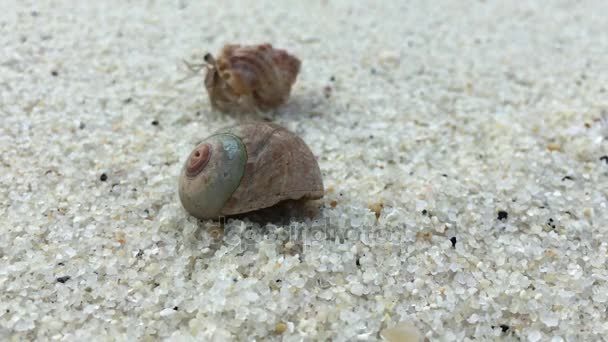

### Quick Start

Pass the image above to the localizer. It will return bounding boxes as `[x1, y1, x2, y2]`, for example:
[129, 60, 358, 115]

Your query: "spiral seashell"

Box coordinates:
[179, 122, 323, 219]
[203, 43, 301, 113]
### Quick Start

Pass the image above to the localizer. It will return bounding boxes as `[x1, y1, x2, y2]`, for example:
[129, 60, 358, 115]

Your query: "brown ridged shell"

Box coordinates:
[204, 44, 301, 113]
[178, 122, 323, 219]
[220, 122, 323, 215]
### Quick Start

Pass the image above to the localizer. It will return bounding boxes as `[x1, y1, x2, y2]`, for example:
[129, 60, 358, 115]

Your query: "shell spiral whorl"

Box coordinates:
[186, 144, 211, 177]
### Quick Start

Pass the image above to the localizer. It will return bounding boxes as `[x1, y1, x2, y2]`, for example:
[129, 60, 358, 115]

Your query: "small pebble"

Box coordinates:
[380, 322, 422, 342]
[275, 322, 287, 334]
[323, 85, 332, 99]
[492, 324, 510, 333]
[378, 50, 401, 68]
[368, 202, 383, 218]
[56, 276, 71, 283]
[547, 143, 561, 152]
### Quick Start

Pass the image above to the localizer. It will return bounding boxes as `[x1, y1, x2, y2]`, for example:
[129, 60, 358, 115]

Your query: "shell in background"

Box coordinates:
[179, 122, 323, 219]
[204, 43, 301, 113]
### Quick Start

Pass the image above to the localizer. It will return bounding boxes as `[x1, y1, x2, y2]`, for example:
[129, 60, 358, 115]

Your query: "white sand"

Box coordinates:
[2, 1, 608, 340]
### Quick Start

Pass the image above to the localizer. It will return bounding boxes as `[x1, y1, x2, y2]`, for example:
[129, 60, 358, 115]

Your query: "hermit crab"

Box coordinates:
[178, 122, 324, 219]
[203, 43, 301, 113]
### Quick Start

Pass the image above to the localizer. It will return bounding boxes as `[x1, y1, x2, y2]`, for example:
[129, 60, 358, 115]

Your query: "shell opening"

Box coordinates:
[186, 143, 211, 177]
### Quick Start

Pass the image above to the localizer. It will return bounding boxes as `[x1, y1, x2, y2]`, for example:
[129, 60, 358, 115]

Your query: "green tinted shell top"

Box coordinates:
[179, 122, 323, 219]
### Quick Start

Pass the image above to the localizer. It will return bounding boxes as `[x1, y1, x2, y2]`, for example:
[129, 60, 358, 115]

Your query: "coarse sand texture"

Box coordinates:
[2, 1, 608, 341]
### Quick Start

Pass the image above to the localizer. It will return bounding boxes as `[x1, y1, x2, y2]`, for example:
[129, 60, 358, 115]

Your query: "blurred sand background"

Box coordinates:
[1, 1, 608, 340]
